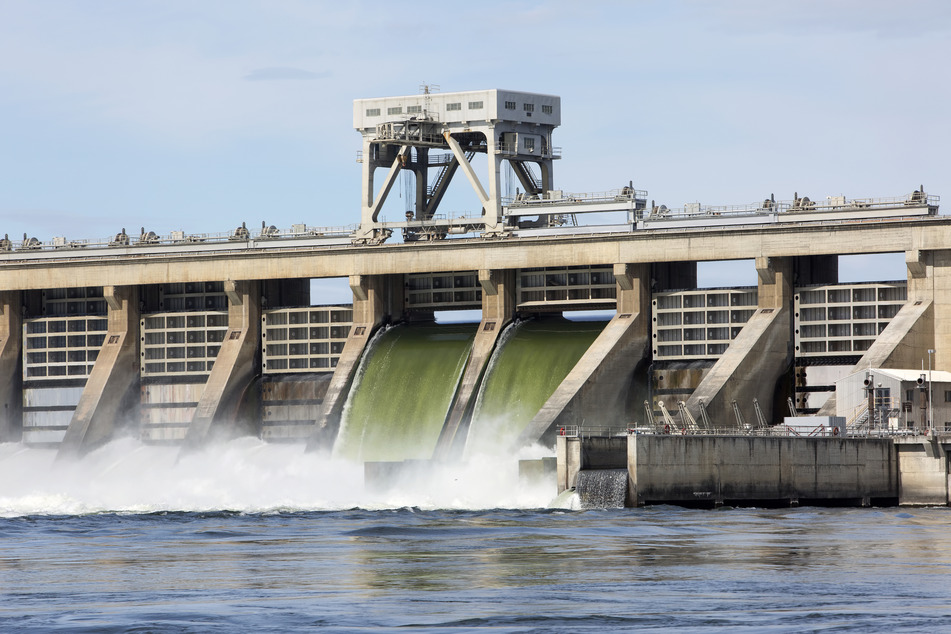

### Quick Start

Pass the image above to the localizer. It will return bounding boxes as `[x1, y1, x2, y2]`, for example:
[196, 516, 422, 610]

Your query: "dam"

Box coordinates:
[1, 88, 950, 504]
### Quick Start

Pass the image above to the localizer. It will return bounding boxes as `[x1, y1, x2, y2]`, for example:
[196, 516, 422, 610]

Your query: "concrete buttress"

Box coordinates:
[515, 263, 651, 448]
[434, 269, 515, 458]
[59, 286, 140, 458]
[0, 291, 22, 442]
[305, 274, 403, 452]
[182, 280, 261, 450]
[685, 256, 794, 427]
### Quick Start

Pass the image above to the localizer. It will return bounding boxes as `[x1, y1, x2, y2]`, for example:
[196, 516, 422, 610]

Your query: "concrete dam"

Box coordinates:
[2, 88, 950, 506]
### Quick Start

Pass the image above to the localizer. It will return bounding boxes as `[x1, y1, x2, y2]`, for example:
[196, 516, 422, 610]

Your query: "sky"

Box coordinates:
[1, 0, 948, 293]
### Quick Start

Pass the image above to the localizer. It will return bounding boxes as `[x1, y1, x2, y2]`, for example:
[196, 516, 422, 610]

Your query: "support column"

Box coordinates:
[908, 248, 951, 372]
[306, 274, 404, 452]
[58, 286, 140, 458]
[686, 257, 794, 427]
[515, 263, 651, 448]
[182, 280, 261, 449]
[434, 269, 515, 458]
[0, 291, 22, 442]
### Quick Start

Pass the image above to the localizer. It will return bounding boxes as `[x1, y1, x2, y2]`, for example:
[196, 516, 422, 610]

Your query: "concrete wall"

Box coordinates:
[559, 434, 900, 507]
[895, 438, 950, 505]
[628, 435, 898, 506]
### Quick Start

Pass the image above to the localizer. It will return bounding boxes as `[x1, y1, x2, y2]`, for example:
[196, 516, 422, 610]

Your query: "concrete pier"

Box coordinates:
[558, 433, 902, 508]
[59, 286, 140, 457]
[183, 280, 261, 449]
[0, 291, 22, 442]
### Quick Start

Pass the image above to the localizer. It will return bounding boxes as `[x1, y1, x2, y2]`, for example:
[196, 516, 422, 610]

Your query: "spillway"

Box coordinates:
[334, 323, 476, 462]
[466, 317, 606, 455]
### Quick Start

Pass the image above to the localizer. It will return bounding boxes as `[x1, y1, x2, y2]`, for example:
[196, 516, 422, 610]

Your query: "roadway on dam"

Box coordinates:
[1, 215, 948, 289]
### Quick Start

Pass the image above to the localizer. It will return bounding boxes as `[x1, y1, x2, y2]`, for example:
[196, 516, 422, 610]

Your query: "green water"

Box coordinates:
[335, 323, 476, 462]
[466, 317, 606, 454]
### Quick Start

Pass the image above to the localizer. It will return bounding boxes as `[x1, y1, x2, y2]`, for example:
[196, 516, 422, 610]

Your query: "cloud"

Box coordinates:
[244, 67, 329, 81]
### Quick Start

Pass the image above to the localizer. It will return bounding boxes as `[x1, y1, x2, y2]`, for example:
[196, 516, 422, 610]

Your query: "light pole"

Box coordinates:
[928, 349, 935, 436]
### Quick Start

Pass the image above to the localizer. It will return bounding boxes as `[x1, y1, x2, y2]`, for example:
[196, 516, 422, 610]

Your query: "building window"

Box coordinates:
[468, 101, 483, 109]
[446, 102, 462, 111]
[407, 105, 422, 114]
[504, 101, 516, 110]
[524, 137, 535, 151]
[542, 104, 553, 114]
[945, 390, 951, 402]
[906, 389, 915, 403]
[523, 103, 534, 112]
[387, 106, 402, 115]
[365, 108, 381, 117]
[946, 421, 951, 431]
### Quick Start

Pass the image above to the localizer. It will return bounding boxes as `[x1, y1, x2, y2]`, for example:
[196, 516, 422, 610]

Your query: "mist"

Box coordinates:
[0, 437, 557, 518]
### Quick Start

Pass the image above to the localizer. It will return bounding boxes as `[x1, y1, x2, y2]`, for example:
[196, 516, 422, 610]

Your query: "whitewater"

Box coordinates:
[0, 436, 557, 518]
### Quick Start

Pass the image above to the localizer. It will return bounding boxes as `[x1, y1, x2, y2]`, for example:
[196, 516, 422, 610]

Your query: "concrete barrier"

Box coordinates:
[557, 433, 901, 507]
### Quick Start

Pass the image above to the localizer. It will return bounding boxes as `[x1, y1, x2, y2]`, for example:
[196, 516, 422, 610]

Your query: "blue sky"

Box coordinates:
[1, 0, 948, 291]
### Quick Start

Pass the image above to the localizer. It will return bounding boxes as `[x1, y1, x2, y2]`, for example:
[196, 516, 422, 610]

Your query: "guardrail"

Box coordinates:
[647, 193, 939, 220]
[559, 425, 929, 438]
[504, 187, 647, 208]
[0, 223, 358, 254]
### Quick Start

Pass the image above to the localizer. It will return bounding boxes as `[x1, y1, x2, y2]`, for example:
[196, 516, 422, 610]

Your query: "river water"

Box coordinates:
[2, 438, 950, 632]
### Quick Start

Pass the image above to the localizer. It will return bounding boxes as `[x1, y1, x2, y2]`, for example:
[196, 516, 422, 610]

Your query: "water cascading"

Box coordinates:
[465, 317, 606, 455]
[575, 469, 628, 509]
[334, 323, 476, 462]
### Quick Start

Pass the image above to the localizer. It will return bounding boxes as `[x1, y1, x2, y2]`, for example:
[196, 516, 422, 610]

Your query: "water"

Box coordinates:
[335, 323, 475, 462]
[466, 317, 605, 454]
[576, 468, 628, 509]
[2, 439, 950, 632]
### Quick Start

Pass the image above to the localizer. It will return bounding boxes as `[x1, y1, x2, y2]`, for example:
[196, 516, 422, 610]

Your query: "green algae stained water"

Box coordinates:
[467, 317, 606, 453]
[335, 323, 476, 462]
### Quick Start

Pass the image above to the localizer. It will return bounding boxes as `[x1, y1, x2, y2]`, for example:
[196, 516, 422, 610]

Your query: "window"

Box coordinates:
[365, 108, 380, 117]
[945, 390, 951, 402]
[407, 105, 422, 114]
[446, 102, 462, 111]
[542, 104, 553, 114]
[523, 103, 534, 112]
[524, 137, 535, 151]
[468, 101, 483, 109]
[504, 101, 516, 110]
[387, 106, 402, 115]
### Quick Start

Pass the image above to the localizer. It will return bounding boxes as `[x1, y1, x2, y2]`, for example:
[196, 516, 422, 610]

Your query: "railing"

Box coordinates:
[1, 223, 358, 254]
[563, 425, 924, 438]
[647, 192, 939, 220]
[504, 187, 647, 208]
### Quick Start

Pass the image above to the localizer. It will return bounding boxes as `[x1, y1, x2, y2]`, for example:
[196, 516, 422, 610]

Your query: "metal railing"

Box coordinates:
[504, 187, 647, 208]
[1, 223, 358, 254]
[647, 193, 939, 220]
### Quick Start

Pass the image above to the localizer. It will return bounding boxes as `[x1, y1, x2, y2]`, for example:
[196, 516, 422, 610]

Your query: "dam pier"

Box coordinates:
[2, 89, 950, 506]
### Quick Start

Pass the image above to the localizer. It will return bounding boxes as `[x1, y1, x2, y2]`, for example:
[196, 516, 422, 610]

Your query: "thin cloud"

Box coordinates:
[244, 67, 329, 81]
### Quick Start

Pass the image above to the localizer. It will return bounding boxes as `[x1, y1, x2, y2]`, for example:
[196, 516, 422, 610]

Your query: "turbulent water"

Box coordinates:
[335, 323, 476, 462]
[2, 439, 950, 632]
[576, 468, 628, 509]
[466, 317, 605, 454]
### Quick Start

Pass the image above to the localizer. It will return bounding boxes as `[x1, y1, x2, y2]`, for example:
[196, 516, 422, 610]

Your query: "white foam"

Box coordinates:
[0, 437, 556, 517]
